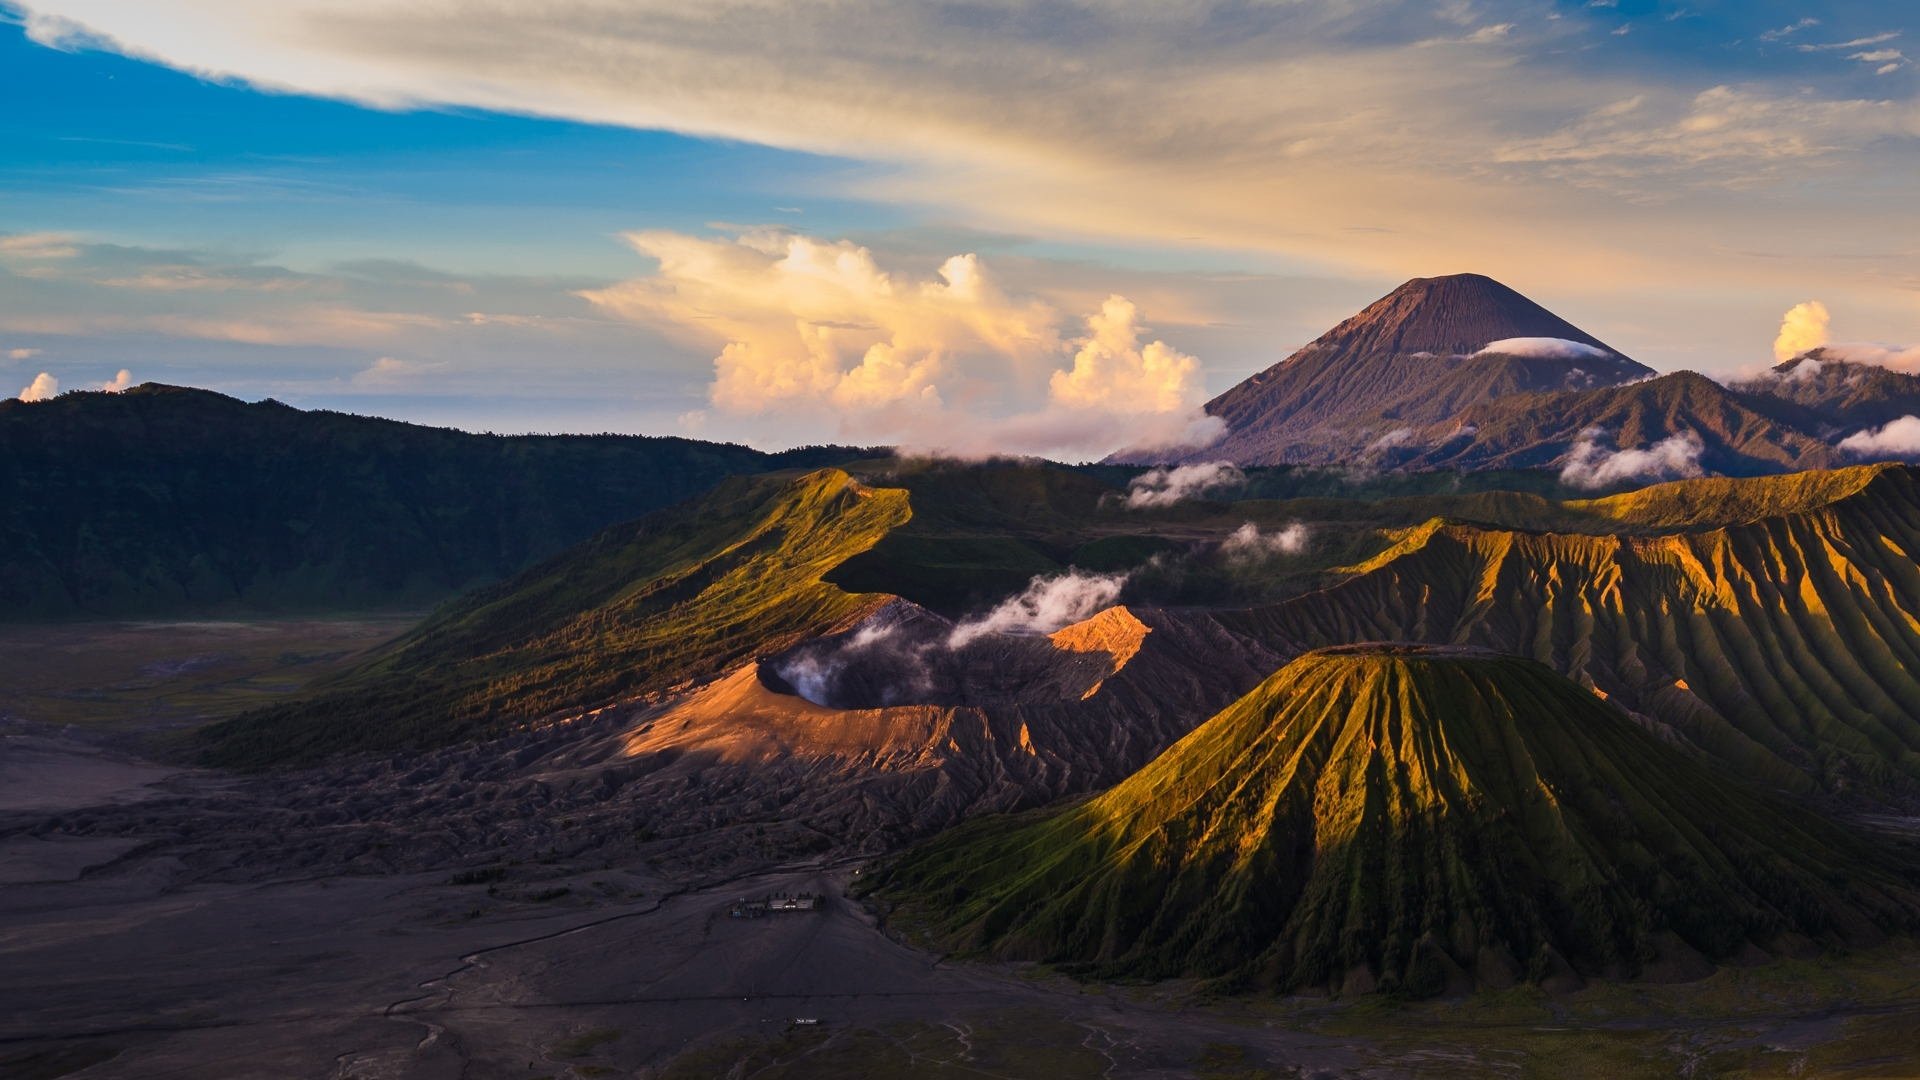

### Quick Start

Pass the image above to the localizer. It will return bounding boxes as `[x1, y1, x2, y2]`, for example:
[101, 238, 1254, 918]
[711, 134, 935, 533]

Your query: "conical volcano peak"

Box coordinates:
[1316, 272, 1619, 360]
[876, 645, 1920, 995]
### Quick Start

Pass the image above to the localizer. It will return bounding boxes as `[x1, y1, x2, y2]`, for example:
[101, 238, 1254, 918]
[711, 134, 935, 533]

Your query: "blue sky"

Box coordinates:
[1, 1, 1914, 453]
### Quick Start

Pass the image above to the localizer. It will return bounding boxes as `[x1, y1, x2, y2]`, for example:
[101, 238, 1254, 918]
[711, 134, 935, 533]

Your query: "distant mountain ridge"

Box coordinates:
[1156, 273, 1655, 466]
[1129, 273, 1917, 477]
[0, 384, 866, 619]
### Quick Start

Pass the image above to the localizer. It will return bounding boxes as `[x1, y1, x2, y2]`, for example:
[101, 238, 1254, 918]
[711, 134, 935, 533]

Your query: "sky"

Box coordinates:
[1, 0, 1915, 456]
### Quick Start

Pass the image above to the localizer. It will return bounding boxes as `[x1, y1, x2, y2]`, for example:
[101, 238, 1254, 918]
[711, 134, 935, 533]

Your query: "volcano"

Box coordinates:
[1133, 273, 1654, 466]
[873, 645, 1920, 995]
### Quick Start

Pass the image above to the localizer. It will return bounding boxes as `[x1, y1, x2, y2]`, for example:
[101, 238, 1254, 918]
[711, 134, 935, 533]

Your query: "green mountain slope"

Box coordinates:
[198, 468, 908, 766]
[875, 646, 1920, 995]
[1229, 464, 1920, 802]
[0, 384, 861, 619]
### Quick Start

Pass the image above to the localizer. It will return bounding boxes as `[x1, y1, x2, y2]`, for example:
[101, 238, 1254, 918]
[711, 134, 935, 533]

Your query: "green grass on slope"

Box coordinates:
[1570, 463, 1894, 530]
[873, 646, 1920, 996]
[1226, 464, 1920, 805]
[198, 469, 909, 767]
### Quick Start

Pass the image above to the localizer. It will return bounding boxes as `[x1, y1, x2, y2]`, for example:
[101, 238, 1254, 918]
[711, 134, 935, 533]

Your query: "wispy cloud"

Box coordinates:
[11, 0, 1917, 304]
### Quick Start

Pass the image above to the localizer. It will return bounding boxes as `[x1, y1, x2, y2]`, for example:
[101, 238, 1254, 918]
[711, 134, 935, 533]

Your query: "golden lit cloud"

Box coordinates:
[16, 372, 59, 402]
[584, 230, 1217, 458]
[1774, 300, 1831, 362]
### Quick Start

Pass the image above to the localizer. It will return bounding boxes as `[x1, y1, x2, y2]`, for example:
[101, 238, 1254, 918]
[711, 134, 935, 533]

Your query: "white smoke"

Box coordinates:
[1475, 337, 1612, 361]
[1773, 301, 1830, 363]
[947, 569, 1128, 649]
[777, 654, 841, 706]
[15, 371, 57, 402]
[1838, 415, 1920, 459]
[1366, 427, 1415, 453]
[1559, 427, 1705, 489]
[1220, 522, 1310, 563]
[99, 368, 132, 392]
[1124, 461, 1245, 508]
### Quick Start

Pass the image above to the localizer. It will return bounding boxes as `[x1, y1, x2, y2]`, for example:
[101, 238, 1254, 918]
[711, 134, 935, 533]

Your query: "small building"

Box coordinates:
[729, 891, 821, 918]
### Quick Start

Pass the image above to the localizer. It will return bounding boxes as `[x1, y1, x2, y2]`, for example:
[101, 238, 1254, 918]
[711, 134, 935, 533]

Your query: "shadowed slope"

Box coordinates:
[876, 647, 1920, 995]
[199, 469, 909, 766]
[0, 383, 862, 618]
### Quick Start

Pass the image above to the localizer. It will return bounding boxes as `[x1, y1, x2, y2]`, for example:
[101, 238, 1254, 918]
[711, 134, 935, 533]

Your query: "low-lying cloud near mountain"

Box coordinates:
[947, 569, 1128, 649]
[1839, 416, 1920, 459]
[1220, 522, 1311, 562]
[1559, 427, 1705, 489]
[1124, 462, 1245, 508]
[583, 230, 1218, 460]
[1475, 337, 1612, 361]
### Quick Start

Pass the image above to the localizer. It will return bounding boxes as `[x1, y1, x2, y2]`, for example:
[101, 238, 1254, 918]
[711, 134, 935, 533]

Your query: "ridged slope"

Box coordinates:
[876, 647, 1920, 995]
[1229, 465, 1920, 802]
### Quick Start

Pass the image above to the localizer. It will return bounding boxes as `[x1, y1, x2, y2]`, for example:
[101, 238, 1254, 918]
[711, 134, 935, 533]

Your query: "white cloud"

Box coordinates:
[1124, 461, 1245, 509]
[1220, 521, 1310, 563]
[350, 356, 451, 388]
[1050, 296, 1204, 415]
[98, 368, 132, 392]
[1774, 300, 1831, 363]
[1821, 342, 1920, 374]
[582, 231, 1054, 416]
[1559, 427, 1705, 489]
[947, 569, 1128, 649]
[1839, 416, 1920, 458]
[15, 372, 58, 402]
[5, 348, 40, 361]
[1475, 337, 1612, 361]
[584, 230, 1216, 459]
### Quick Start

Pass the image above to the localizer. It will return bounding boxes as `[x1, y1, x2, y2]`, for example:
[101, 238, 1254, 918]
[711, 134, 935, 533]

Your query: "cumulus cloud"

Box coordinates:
[582, 231, 1053, 415]
[947, 569, 1128, 649]
[585, 230, 1217, 459]
[1838, 416, 1920, 459]
[1559, 427, 1705, 489]
[1475, 337, 1612, 361]
[1050, 296, 1203, 414]
[5, 348, 40, 361]
[15, 372, 58, 402]
[99, 368, 132, 392]
[1774, 300, 1831, 363]
[1124, 461, 1245, 508]
[1220, 522, 1311, 563]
